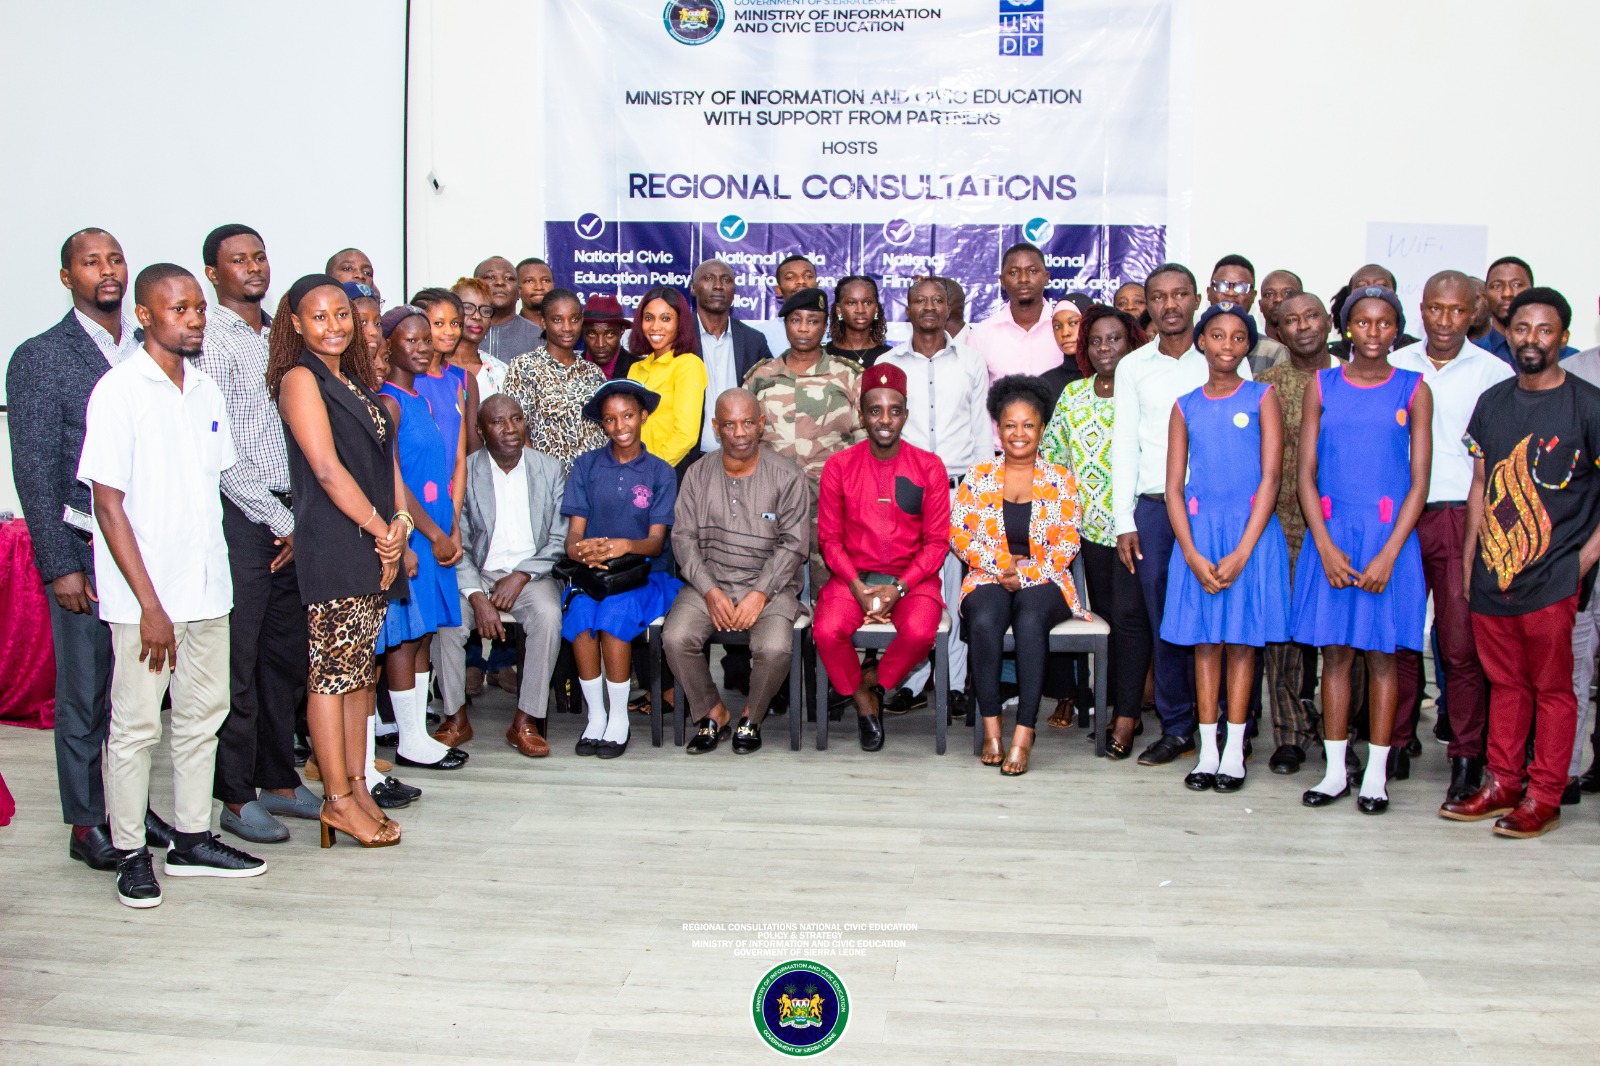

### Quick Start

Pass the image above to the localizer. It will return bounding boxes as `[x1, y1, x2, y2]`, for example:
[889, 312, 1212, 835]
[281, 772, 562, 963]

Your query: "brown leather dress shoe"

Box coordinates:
[1439, 776, 1523, 822]
[506, 717, 551, 758]
[1493, 797, 1561, 838]
[432, 710, 474, 748]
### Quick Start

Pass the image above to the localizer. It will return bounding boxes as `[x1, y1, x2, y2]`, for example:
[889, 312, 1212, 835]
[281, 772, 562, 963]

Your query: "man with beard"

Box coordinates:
[1111, 263, 1253, 766]
[1444, 287, 1600, 838]
[475, 255, 542, 361]
[8, 227, 175, 872]
[691, 257, 773, 456]
[1389, 271, 1512, 800]
[80, 264, 265, 906]
[969, 242, 1059, 382]
[195, 225, 321, 843]
[1478, 256, 1578, 365]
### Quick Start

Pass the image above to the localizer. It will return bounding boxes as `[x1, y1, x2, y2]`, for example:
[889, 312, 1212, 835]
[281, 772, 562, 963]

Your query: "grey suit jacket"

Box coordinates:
[6, 312, 135, 583]
[456, 446, 568, 596]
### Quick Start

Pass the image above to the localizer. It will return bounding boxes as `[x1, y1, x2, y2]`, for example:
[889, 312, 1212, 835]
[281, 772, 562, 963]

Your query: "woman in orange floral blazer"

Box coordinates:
[950, 376, 1088, 775]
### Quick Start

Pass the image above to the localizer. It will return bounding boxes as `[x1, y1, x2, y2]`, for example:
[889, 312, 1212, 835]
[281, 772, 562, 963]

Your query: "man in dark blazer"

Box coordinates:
[6, 227, 172, 871]
[434, 394, 568, 757]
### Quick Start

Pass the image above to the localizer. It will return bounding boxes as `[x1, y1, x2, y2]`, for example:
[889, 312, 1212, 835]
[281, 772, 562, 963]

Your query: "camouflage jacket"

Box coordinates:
[743, 351, 865, 486]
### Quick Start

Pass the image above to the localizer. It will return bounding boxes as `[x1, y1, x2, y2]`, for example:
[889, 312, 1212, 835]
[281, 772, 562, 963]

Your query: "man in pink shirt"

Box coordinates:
[813, 363, 951, 751]
[968, 242, 1060, 382]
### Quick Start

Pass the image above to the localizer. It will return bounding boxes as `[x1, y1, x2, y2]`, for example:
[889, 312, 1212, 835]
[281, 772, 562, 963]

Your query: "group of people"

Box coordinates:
[11, 222, 1600, 912]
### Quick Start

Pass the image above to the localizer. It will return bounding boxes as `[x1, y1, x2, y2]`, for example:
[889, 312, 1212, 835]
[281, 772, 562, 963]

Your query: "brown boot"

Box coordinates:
[1439, 775, 1522, 822]
[506, 711, 550, 758]
[1492, 797, 1561, 838]
[431, 709, 474, 748]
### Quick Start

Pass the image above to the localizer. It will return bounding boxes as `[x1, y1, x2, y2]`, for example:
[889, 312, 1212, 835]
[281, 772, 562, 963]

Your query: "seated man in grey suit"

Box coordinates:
[435, 394, 567, 758]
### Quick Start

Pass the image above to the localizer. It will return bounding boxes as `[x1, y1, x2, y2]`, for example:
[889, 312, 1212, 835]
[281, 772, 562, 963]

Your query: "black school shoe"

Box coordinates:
[1269, 745, 1305, 774]
[116, 848, 162, 909]
[371, 779, 413, 810]
[858, 714, 885, 752]
[69, 825, 126, 871]
[1138, 734, 1195, 766]
[732, 717, 762, 754]
[164, 833, 268, 878]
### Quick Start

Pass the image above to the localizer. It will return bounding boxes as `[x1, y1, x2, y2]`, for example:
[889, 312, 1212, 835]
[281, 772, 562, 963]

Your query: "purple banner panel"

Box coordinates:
[546, 219, 697, 310]
[698, 220, 855, 320]
[1104, 225, 1168, 291]
[996, 222, 1166, 305]
[859, 221, 1004, 325]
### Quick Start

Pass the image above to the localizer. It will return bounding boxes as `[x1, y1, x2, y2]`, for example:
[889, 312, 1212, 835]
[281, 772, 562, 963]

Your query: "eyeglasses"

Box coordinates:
[460, 302, 493, 318]
[1210, 280, 1253, 296]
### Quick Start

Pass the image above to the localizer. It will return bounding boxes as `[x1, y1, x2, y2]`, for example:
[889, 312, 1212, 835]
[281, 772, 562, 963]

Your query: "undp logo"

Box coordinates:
[663, 0, 724, 45]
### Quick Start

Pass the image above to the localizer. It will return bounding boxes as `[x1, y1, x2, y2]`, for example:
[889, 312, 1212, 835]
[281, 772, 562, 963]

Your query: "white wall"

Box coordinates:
[407, 0, 1600, 346]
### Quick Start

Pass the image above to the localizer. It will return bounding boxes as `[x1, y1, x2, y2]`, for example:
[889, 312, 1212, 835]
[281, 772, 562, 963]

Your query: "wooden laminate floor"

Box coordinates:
[2, 684, 1598, 1065]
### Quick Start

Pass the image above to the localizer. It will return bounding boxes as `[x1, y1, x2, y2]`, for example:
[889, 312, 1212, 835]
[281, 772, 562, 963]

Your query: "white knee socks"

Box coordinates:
[603, 679, 632, 744]
[1311, 739, 1349, 796]
[363, 716, 384, 792]
[1360, 744, 1390, 800]
[393, 686, 451, 763]
[580, 676, 607, 740]
[1219, 722, 1247, 778]
[1195, 723, 1220, 774]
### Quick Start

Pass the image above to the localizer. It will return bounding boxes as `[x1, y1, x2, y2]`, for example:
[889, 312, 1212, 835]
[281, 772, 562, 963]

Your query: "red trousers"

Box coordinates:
[1396, 506, 1489, 758]
[1472, 594, 1579, 807]
[813, 575, 942, 695]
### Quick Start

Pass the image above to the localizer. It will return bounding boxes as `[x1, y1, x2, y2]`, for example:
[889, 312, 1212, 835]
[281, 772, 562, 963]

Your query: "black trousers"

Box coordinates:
[1095, 538, 1151, 722]
[213, 500, 309, 805]
[963, 582, 1072, 728]
[47, 583, 113, 825]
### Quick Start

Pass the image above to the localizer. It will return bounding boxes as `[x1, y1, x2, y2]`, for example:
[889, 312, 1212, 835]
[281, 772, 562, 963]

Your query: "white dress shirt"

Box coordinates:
[1390, 339, 1514, 502]
[74, 309, 141, 367]
[878, 335, 993, 478]
[1110, 337, 1253, 536]
[480, 457, 537, 578]
[77, 349, 236, 624]
[698, 323, 738, 452]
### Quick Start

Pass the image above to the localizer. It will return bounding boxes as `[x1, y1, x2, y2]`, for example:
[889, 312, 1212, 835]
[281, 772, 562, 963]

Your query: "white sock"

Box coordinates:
[393, 686, 451, 762]
[374, 714, 397, 739]
[580, 676, 607, 740]
[417, 671, 433, 713]
[363, 716, 383, 792]
[1312, 739, 1349, 796]
[1219, 722, 1247, 778]
[1360, 744, 1390, 800]
[1194, 723, 1220, 774]
[602, 679, 632, 744]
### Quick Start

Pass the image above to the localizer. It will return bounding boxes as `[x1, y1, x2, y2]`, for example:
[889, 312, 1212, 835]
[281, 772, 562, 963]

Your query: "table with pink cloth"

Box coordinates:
[0, 518, 56, 825]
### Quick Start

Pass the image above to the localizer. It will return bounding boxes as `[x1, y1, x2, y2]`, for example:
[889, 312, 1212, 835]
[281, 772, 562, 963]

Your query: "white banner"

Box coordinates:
[545, 1, 1171, 322]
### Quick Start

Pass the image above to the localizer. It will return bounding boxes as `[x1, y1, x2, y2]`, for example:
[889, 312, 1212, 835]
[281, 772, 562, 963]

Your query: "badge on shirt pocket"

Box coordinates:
[894, 476, 924, 515]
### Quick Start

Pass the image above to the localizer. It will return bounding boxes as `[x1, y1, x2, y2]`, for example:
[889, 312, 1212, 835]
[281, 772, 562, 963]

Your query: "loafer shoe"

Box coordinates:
[164, 833, 267, 878]
[858, 713, 885, 752]
[686, 718, 730, 755]
[258, 785, 323, 821]
[69, 825, 126, 871]
[1268, 745, 1305, 775]
[116, 848, 162, 909]
[1138, 734, 1195, 766]
[220, 801, 290, 844]
[732, 717, 762, 754]
[507, 722, 551, 758]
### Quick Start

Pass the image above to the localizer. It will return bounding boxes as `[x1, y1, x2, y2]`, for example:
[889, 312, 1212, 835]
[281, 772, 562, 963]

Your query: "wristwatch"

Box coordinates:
[892, 578, 908, 596]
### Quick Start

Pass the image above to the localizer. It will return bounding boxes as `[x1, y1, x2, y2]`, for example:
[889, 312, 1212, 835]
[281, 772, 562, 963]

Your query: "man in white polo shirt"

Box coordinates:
[1111, 262, 1253, 765]
[1390, 270, 1513, 803]
[79, 263, 265, 909]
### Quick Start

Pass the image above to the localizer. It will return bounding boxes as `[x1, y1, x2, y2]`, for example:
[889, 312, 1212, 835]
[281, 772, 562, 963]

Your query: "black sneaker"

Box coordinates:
[116, 848, 162, 909]
[882, 686, 928, 715]
[164, 833, 268, 878]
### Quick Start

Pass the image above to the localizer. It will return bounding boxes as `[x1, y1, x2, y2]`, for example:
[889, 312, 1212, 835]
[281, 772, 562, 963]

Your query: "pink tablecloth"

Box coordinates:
[0, 519, 55, 730]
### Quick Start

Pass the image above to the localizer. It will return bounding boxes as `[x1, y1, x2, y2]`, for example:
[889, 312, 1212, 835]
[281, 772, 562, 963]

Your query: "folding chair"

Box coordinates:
[814, 611, 953, 754]
[978, 554, 1111, 756]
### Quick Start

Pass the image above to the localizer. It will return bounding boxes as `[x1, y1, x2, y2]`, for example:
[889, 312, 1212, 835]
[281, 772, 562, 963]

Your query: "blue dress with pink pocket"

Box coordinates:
[1289, 366, 1426, 652]
[378, 382, 461, 647]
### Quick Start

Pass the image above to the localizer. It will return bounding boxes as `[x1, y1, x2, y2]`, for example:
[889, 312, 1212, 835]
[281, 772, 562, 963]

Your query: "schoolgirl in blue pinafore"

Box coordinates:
[378, 383, 461, 647]
[1289, 367, 1427, 653]
[1161, 379, 1292, 646]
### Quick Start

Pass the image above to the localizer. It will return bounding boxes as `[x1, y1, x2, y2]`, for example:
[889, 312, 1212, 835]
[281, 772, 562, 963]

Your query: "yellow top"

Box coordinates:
[627, 349, 708, 467]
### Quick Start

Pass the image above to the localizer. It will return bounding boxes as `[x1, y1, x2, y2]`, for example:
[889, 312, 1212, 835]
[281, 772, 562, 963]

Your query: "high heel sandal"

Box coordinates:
[319, 787, 401, 849]
[349, 775, 395, 826]
[981, 735, 1003, 766]
[1001, 742, 1032, 776]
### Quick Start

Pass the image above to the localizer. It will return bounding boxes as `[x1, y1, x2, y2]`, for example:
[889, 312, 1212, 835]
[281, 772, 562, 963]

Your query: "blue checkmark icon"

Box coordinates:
[882, 218, 913, 246]
[718, 214, 748, 241]
[575, 213, 605, 240]
[1023, 217, 1053, 243]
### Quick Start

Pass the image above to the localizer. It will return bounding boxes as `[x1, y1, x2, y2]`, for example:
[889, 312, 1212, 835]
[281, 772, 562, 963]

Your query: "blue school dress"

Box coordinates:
[379, 383, 461, 648]
[413, 364, 467, 470]
[1161, 380, 1291, 647]
[1290, 367, 1426, 652]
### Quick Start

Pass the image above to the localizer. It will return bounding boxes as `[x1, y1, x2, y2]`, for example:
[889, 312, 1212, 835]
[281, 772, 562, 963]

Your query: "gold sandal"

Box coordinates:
[981, 736, 1004, 766]
[320, 787, 401, 848]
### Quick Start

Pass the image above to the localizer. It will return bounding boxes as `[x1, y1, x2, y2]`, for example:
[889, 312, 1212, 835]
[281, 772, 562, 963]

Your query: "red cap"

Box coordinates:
[861, 362, 907, 398]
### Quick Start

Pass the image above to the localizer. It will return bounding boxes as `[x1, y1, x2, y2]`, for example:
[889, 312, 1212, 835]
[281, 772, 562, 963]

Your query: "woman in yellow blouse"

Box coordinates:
[950, 376, 1087, 776]
[625, 286, 707, 471]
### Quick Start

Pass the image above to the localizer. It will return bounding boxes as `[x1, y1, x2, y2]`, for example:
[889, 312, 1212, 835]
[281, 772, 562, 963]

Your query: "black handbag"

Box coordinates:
[553, 553, 651, 601]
